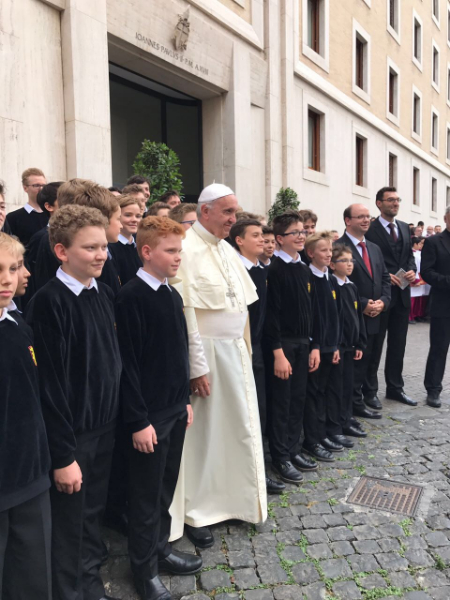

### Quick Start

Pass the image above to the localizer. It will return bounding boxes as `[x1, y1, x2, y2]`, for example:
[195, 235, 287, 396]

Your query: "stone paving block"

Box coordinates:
[404, 548, 436, 568]
[256, 519, 278, 534]
[320, 558, 352, 579]
[377, 523, 405, 538]
[228, 550, 255, 569]
[181, 595, 209, 600]
[308, 502, 332, 515]
[291, 562, 321, 585]
[302, 529, 328, 544]
[388, 570, 417, 588]
[277, 517, 302, 532]
[353, 539, 381, 554]
[198, 547, 227, 568]
[276, 530, 303, 546]
[290, 504, 311, 518]
[215, 594, 239, 600]
[306, 543, 333, 560]
[404, 535, 428, 551]
[282, 545, 306, 562]
[244, 590, 274, 600]
[301, 581, 327, 599]
[301, 515, 327, 529]
[332, 580, 362, 599]
[425, 532, 450, 547]
[415, 568, 449, 588]
[378, 538, 402, 553]
[199, 569, 231, 592]
[330, 540, 354, 556]
[327, 526, 356, 541]
[376, 552, 409, 571]
[323, 513, 346, 527]
[171, 575, 196, 600]
[273, 585, 305, 600]
[353, 524, 382, 540]
[233, 568, 260, 590]
[257, 561, 289, 584]
[427, 587, 450, 599]
[357, 573, 387, 590]
[347, 553, 380, 573]
[224, 535, 252, 551]
[343, 513, 367, 526]
[427, 516, 450, 530]
[403, 593, 432, 600]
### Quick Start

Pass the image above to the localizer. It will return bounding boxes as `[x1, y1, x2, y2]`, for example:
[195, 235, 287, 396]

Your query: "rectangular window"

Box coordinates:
[389, 0, 397, 30]
[388, 153, 397, 187]
[448, 5, 450, 44]
[308, 109, 321, 171]
[433, 0, 440, 22]
[447, 125, 450, 161]
[387, 61, 399, 122]
[413, 92, 421, 135]
[433, 44, 440, 88]
[413, 17, 422, 64]
[307, 0, 320, 53]
[432, 111, 439, 150]
[355, 37, 364, 90]
[447, 186, 450, 206]
[413, 167, 420, 206]
[432, 177, 438, 212]
[355, 135, 366, 187]
[447, 65, 450, 103]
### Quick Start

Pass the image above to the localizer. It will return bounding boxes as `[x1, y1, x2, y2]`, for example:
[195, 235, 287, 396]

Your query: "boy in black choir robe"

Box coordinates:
[330, 244, 367, 436]
[0, 233, 52, 600]
[109, 194, 143, 286]
[5, 168, 48, 246]
[230, 219, 285, 495]
[115, 216, 202, 600]
[303, 232, 349, 463]
[259, 225, 276, 267]
[264, 211, 319, 485]
[26, 205, 122, 600]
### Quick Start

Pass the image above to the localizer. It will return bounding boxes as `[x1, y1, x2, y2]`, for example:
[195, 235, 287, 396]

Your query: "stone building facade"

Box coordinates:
[1, 0, 450, 226]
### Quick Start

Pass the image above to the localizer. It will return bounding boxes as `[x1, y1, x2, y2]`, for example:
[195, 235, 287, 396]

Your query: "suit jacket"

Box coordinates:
[421, 229, 450, 318]
[336, 232, 391, 336]
[365, 217, 416, 309]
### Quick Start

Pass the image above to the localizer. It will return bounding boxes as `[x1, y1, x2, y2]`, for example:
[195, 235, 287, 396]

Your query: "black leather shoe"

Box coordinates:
[364, 395, 382, 410]
[266, 476, 286, 494]
[158, 549, 202, 575]
[328, 434, 354, 448]
[427, 395, 442, 408]
[134, 575, 171, 600]
[272, 461, 303, 484]
[386, 390, 417, 406]
[353, 407, 382, 419]
[321, 437, 343, 452]
[184, 524, 214, 549]
[350, 417, 365, 431]
[343, 425, 367, 438]
[291, 454, 319, 471]
[303, 444, 335, 462]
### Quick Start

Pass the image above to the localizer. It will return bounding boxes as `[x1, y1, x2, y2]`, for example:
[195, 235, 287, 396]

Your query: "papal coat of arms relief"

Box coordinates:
[173, 7, 190, 52]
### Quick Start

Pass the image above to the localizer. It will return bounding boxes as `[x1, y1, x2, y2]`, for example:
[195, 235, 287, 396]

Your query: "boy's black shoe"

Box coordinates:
[349, 418, 364, 430]
[364, 396, 382, 410]
[272, 461, 303, 484]
[291, 454, 318, 471]
[303, 444, 335, 462]
[266, 477, 286, 494]
[321, 438, 344, 452]
[385, 390, 417, 406]
[353, 407, 382, 419]
[185, 524, 214, 549]
[328, 434, 354, 448]
[426, 395, 442, 408]
[343, 425, 367, 438]
[158, 549, 202, 575]
[135, 575, 171, 600]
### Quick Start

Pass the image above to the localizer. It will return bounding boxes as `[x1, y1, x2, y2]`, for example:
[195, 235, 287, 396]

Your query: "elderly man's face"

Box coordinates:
[201, 195, 238, 239]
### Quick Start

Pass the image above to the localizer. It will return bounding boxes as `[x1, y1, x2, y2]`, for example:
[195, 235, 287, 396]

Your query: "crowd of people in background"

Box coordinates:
[1, 168, 450, 600]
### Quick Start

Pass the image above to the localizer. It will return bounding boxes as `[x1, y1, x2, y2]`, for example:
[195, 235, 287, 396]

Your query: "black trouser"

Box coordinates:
[129, 410, 187, 580]
[364, 299, 409, 397]
[341, 348, 356, 430]
[353, 333, 376, 411]
[51, 426, 115, 600]
[252, 343, 267, 435]
[424, 317, 450, 397]
[105, 418, 128, 522]
[0, 490, 52, 600]
[304, 352, 342, 445]
[268, 340, 310, 463]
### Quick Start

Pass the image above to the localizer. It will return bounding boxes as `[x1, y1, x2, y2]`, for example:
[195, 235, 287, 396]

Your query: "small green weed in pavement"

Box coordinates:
[399, 518, 412, 537]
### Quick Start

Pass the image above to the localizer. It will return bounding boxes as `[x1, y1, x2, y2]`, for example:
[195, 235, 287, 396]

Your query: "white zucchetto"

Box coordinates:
[197, 183, 234, 204]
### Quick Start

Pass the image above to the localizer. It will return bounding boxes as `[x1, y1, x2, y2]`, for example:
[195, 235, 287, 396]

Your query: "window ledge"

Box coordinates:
[353, 184, 371, 198]
[411, 204, 422, 214]
[303, 168, 329, 186]
[412, 57, 423, 72]
[387, 112, 400, 127]
[302, 44, 330, 73]
[432, 81, 440, 94]
[352, 84, 371, 105]
[387, 25, 401, 45]
[412, 131, 422, 144]
[431, 146, 439, 156]
[432, 14, 440, 30]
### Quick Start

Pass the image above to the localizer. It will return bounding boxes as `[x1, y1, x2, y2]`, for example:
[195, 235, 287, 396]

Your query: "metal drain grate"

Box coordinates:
[347, 476, 423, 517]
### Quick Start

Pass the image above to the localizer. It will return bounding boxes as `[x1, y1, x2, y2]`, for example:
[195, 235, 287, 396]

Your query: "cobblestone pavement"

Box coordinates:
[103, 322, 450, 599]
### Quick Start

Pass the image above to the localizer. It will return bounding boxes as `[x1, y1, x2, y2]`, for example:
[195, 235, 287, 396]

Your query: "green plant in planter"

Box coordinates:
[268, 188, 300, 224]
[132, 140, 183, 205]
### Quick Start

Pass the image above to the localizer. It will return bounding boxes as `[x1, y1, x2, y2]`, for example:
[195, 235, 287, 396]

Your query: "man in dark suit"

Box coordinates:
[337, 203, 391, 428]
[421, 207, 450, 408]
[365, 187, 417, 408]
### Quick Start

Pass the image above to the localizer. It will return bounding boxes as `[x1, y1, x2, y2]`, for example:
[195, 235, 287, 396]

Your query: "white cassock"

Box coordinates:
[169, 220, 267, 538]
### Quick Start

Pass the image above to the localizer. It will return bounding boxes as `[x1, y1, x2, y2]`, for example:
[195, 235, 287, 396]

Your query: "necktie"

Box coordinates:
[358, 241, 373, 277]
[388, 222, 398, 242]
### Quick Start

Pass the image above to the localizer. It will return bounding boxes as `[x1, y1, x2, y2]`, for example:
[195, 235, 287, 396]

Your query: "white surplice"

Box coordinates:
[169, 221, 267, 538]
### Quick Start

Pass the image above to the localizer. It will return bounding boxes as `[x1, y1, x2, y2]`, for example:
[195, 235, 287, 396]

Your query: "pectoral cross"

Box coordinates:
[226, 285, 236, 307]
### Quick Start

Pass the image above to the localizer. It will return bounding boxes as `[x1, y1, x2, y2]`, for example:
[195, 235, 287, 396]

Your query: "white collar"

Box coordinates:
[137, 268, 172, 292]
[278, 249, 302, 264]
[309, 263, 329, 279]
[0, 306, 18, 324]
[261, 258, 271, 266]
[7, 299, 21, 313]
[333, 275, 350, 286]
[345, 231, 366, 248]
[23, 203, 39, 214]
[118, 233, 136, 246]
[379, 216, 397, 230]
[193, 220, 220, 245]
[238, 254, 263, 270]
[56, 267, 99, 296]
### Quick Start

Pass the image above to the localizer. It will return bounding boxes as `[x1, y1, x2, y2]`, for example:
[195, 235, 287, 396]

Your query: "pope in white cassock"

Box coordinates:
[169, 184, 267, 548]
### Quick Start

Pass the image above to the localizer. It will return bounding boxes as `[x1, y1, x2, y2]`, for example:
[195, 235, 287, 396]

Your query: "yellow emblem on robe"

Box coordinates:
[354, 301, 358, 310]
[28, 345, 37, 366]
[332, 290, 336, 300]
[308, 283, 311, 293]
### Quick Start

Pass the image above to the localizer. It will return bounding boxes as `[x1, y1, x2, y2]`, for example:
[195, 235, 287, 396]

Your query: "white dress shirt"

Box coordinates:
[345, 231, 367, 258]
[56, 267, 99, 296]
[379, 215, 398, 238]
[309, 263, 329, 279]
[137, 267, 171, 292]
[277, 249, 302, 264]
[0, 306, 18, 324]
[238, 254, 263, 270]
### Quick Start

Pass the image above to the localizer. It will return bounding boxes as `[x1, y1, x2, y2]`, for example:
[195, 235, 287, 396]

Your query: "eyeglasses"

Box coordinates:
[349, 215, 371, 220]
[26, 184, 45, 189]
[383, 197, 402, 203]
[334, 259, 356, 264]
[181, 220, 196, 225]
[280, 230, 307, 237]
